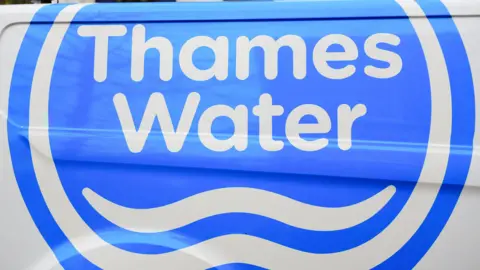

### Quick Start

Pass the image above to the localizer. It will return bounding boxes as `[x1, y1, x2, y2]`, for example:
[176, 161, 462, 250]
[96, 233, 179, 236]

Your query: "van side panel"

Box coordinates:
[1, 1, 479, 269]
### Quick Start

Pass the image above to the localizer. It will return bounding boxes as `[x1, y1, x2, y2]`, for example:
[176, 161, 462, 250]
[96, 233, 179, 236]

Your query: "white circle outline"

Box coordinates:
[27, 1, 452, 269]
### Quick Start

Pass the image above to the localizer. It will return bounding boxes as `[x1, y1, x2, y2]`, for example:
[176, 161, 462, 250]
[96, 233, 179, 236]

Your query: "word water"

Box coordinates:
[114, 92, 367, 153]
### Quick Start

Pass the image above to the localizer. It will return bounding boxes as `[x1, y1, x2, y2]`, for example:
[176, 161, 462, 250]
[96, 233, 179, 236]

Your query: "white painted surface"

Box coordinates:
[0, 5, 63, 270]
[0, 1, 479, 269]
[417, 1, 480, 268]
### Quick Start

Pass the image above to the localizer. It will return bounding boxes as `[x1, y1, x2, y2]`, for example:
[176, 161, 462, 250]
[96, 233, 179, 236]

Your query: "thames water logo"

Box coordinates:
[7, 0, 475, 269]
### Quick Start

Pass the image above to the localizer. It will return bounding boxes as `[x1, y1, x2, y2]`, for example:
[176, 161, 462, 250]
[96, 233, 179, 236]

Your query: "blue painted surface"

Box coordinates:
[7, 1, 475, 269]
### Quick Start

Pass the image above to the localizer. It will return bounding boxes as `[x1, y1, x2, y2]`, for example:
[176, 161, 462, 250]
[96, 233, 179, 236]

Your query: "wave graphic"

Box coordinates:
[83, 186, 396, 233]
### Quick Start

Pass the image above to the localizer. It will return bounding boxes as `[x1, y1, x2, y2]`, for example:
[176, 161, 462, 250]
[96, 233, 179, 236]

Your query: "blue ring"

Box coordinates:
[6, 1, 475, 269]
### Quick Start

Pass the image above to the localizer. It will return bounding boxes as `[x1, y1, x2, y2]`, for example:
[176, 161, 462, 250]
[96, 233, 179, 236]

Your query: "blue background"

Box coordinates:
[7, 0, 475, 269]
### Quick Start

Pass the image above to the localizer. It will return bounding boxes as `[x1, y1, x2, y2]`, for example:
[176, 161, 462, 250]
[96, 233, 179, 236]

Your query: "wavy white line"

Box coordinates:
[83, 186, 396, 233]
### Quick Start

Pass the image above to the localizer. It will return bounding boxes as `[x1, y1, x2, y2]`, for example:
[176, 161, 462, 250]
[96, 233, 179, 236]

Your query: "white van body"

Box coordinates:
[1, 1, 480, 269]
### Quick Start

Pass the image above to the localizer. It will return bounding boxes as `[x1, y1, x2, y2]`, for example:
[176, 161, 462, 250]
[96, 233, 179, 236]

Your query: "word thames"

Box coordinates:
[78, 24, 403, 153]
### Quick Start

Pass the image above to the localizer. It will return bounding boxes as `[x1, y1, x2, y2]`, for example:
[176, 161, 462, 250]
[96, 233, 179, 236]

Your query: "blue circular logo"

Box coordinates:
[7, 1, 475, 269]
